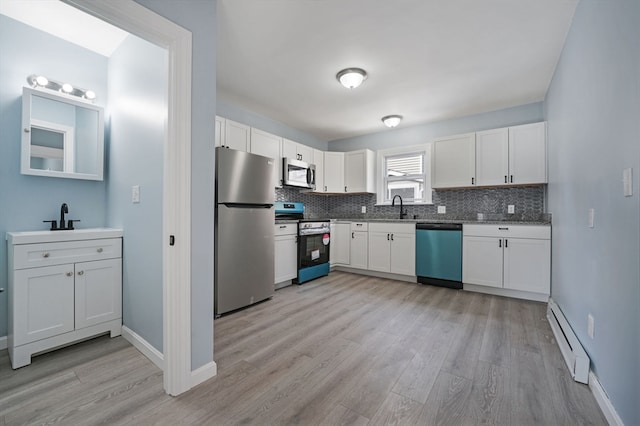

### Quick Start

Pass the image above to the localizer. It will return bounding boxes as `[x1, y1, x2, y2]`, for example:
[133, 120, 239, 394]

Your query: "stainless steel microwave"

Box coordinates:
[282, 157, 316, 189]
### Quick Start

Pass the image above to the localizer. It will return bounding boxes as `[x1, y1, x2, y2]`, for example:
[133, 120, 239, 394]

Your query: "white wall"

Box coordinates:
[544, 1, 640, 424]
[107, 34, 167, 353]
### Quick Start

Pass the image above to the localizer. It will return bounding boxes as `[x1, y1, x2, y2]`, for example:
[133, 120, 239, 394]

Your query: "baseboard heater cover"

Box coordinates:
[547, 298, 590, 384]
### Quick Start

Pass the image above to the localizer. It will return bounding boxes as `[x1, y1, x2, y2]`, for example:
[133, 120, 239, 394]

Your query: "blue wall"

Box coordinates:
[0, 16, 109, 338]
[544, 1, 640, 424]
[133, 0, 217, 370]
[107, 35, 166, 353]
[217, 99, 328, 150]
[328, 102, 543, 151]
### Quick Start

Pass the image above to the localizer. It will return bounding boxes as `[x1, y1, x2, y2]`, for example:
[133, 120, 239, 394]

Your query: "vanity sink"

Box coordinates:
[6, 228, 123, 245]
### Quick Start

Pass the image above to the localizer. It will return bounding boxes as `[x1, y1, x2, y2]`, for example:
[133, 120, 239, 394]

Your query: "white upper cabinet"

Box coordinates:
[345, 149, 375, 193]
[324, 151, 345, 193]
[283, 139, 313, 163]
[508, 122, 547, 184]
[250, 128, 282, 187]
[224, 119, 250, 151]
[431, 133, 476, 188]
[476, 127, 509, 186]
[312, 149, 325, 193]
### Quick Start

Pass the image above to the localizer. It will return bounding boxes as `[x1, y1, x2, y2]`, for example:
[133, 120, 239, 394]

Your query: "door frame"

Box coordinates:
[65, 0, 193, 395]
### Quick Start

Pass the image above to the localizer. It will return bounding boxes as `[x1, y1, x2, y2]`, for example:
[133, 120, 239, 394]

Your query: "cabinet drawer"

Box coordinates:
[275, 223, 297, 236]
[369, 222, 414, 234]
[351, 222, 368, 231]
[463, 224, 550, 239]
[13, 238, 122, 270]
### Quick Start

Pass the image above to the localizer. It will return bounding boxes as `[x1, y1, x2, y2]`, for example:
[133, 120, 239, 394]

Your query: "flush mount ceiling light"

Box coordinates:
[27, 74, 97, 102]
[382, 115, 403, 128]
[336, 68, 367, 89]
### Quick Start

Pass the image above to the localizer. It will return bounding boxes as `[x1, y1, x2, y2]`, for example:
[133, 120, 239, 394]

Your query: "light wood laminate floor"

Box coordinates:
[0, 272, 606, 425]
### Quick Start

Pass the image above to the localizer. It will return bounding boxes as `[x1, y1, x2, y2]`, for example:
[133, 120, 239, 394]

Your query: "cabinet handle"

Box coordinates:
[498, 227, 509, 231]
[499, 239, 502, 248]
[510, 175, 513, 183]
[344, 186, 347, 192]
[279, 225, 287, 229]
[97, 247, 103, 253]
[324, 185, 327, 192]
[505, 239, 508, 248]
[352, 232, 355, 239]
[78, 270, 84, 276]
[66, 272, 73, 277]
[356, 223, 363, 227]
[42, 252, 50, 258]
[504, 175, 507, 183]
[391, 234, 394, 241]
[471, 177, 474, 185]
[387, 233, 390, 241]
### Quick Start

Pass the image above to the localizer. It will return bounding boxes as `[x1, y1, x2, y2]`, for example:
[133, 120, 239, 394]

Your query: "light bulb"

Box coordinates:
[35, 75, 48, 87]
[84, 90, 96, 100]
[62, 83, 73, 93]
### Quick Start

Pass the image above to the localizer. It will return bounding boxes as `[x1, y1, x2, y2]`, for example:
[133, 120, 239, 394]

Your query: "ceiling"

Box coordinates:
[217, 0, 578, 141]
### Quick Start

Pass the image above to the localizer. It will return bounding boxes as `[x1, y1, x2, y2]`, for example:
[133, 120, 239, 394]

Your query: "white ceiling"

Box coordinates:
[0, 0, 128, 57]
[217, 0, 578, 141]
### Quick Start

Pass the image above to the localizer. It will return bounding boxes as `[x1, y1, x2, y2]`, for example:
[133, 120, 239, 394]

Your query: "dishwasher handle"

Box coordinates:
[416, 223, 462, 231]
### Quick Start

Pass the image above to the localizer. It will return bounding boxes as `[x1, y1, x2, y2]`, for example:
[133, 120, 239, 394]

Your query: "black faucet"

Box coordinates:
[60, 203, 68, 229]
[391, 195, 407, 219]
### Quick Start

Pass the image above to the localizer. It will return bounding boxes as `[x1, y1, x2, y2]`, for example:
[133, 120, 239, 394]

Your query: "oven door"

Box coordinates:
[298, 232, 330, 269]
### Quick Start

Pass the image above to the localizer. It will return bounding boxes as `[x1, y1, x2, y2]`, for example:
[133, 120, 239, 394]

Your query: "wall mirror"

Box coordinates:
[21, 87, 104, 180]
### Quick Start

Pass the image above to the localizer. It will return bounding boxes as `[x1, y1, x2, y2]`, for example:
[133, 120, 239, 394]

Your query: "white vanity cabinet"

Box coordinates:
[7, 229, 123, 369]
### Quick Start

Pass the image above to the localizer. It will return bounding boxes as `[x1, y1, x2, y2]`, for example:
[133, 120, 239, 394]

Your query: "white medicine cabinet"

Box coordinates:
[21, 87, 105, 181]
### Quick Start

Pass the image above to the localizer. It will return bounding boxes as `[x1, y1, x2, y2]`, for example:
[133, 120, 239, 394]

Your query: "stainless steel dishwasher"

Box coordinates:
[415, 223, 463, 289]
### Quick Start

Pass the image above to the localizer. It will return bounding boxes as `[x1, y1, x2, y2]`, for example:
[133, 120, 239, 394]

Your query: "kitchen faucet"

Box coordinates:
[391, 195, 407, 219]
[60, 203, 68, 229]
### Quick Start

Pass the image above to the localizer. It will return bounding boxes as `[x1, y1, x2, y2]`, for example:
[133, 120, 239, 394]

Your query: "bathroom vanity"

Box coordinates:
[6, 228, 123, 369]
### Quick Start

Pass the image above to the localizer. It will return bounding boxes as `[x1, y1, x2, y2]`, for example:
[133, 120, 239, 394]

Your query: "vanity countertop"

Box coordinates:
[6, 228, 123, 245]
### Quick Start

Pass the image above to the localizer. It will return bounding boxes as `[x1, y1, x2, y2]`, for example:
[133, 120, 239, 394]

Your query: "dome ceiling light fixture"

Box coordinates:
[336, 68, 367, 89]
[382, 115, 403, 128]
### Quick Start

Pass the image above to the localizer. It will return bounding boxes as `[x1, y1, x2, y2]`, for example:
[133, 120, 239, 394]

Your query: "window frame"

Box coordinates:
[376, 144, 432, 205]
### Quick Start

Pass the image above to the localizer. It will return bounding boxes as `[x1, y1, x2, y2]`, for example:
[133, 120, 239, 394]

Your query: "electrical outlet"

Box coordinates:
[437, 205, 446, 214]
[588, 208, 595, 228]
[508, 205, 515, 214]
[361, 206, 366, 213]
[132, 185, 140, 203]
[587, 314, 595, 339]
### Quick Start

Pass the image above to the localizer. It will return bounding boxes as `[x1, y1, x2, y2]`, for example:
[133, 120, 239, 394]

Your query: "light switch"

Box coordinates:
[588, 208, 594, 228]
[437, 205, 446, 214]
[623, 168, 633, 197]
[132, 185, 140, 203]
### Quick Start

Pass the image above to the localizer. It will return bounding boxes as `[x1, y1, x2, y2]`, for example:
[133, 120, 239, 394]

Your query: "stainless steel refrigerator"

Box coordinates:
[215, 147, 275, 316]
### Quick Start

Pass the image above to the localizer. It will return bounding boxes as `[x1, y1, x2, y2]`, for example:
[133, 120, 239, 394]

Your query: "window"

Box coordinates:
[377, 144, 432, 205]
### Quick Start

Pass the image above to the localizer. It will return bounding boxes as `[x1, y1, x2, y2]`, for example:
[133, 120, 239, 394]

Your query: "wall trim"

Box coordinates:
[122, 326, 164, 371]
[0, 336, 7, 351]
[588, 371, 624, 426]
[66, 0, 195, 396]
[191, 361, 217, 388]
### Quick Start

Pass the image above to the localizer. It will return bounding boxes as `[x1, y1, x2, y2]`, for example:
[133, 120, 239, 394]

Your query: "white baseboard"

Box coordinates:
[122, 326, 164, 371]
[588, 371, 624, 426]
[191, 360, 217, 388]
[464, 283, 549, 303]
[0, 335, 6, 350]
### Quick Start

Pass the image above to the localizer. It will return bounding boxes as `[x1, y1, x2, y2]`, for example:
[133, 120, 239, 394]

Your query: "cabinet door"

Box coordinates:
[250, 128, 282, 187]
[215, 116, 225, 148]
[275, 235, 297, 283]
[324, 151, 345, 193]
[332, 223, 351, 265]
[224, 119, 250, 151]
[13, 264, 75, 345]
[509, 122, 547, 184]
[75, 258, 122, 330]
[297, 144, 313, 163]
[503, 238, 550, 294]
[312, 149, 325, 193]
[462, 236, 503, 288]
[432, 133, 476, 188]
[282, 139, 298, 160]
[368, 232, 391, 272]
[390, 232, 415, 275]
[349, 231, 368, 270]
[476, 127, 509, 186]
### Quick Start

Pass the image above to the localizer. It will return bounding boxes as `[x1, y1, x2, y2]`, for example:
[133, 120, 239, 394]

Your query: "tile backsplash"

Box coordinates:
[276, 186, 548, 222]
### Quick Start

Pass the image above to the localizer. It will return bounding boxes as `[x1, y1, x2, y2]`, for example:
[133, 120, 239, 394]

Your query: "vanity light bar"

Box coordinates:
[27, 74, 96, 101]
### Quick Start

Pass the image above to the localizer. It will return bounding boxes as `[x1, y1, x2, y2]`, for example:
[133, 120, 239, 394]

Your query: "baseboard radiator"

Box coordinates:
[547, 298, 590, 384]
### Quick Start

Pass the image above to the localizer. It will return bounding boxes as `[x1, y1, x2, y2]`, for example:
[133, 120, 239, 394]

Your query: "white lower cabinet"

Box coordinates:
[7, 229, 123, 369]
[349, 222, 368, 269]
[331, 222, 351, 266]
[274, 223, 297, 288]
[463, 224, 550, 296]
[368, 223, 415, 275]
